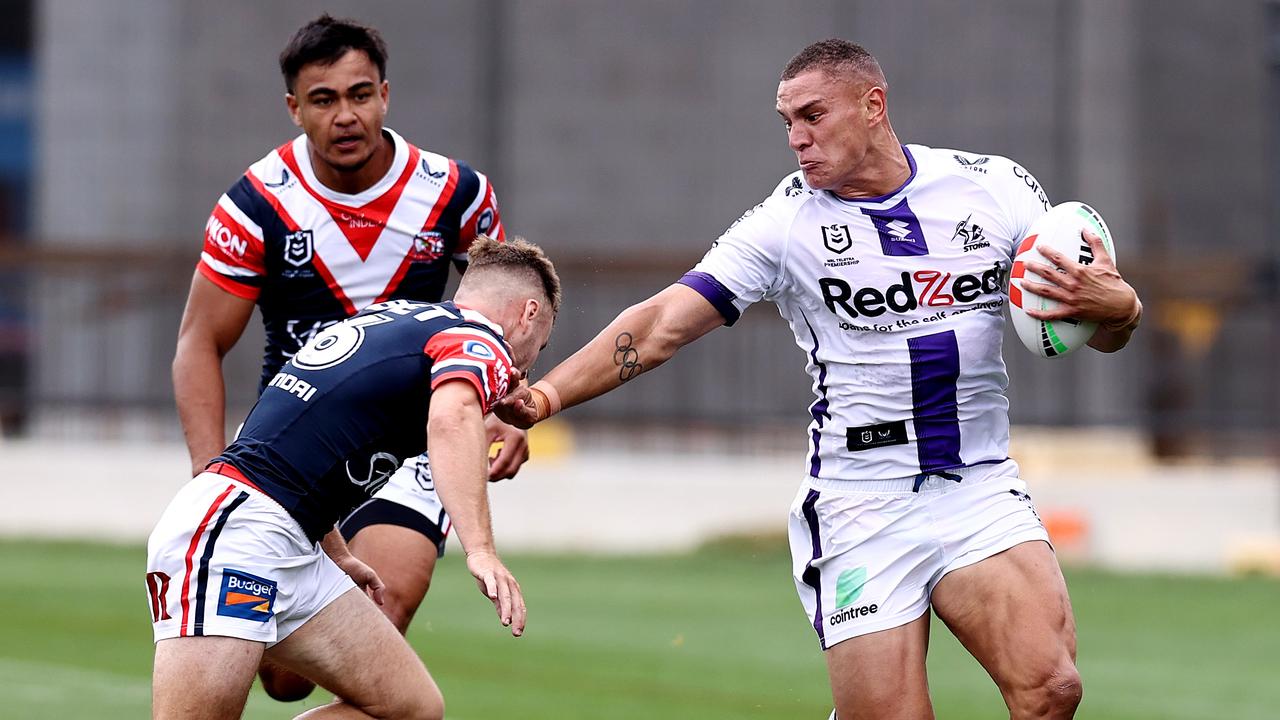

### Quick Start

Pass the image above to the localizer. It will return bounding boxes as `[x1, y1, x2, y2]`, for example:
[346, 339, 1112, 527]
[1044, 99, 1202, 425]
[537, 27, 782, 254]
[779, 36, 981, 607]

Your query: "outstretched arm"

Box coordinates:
[496, 283, 726, 427]
[427, 380, 526, 636]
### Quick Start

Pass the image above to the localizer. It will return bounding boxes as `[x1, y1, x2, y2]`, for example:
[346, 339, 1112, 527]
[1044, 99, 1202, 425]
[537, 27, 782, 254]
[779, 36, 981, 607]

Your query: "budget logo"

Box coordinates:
[862, 198, 928, 257]
[217, 569, 278, 622]
[835, 567, 867, 608]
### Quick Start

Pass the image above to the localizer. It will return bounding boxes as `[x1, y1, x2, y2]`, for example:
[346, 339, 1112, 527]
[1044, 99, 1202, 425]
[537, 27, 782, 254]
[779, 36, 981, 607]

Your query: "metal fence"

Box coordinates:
[2, 241, 1276, 461]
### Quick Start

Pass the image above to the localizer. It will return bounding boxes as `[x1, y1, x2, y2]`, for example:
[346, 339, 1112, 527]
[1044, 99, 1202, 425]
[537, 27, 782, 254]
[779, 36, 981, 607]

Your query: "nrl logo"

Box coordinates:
[283, 230, 314, 267]
[821, 224, 853, 255]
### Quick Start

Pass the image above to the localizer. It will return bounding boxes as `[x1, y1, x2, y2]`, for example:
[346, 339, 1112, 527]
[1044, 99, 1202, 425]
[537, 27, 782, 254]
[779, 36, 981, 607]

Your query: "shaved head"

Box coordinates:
[781, 39, 887, 91]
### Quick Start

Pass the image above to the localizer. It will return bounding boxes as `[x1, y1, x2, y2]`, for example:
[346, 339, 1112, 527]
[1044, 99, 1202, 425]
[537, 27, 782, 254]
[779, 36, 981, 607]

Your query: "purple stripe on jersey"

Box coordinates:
[800, 311, 830, 478]
[677, 271, 741, 326]
[907, 330, 963, 472]
[800, 489, 826, 648]
[192, 491, 249, 636]
[862, 197, 929, 257]
[830, 145, 917, 204]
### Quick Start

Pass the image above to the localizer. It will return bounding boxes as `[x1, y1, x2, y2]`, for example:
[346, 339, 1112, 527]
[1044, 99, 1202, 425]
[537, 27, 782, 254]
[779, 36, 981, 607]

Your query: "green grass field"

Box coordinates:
[1, 538, 1277, 719]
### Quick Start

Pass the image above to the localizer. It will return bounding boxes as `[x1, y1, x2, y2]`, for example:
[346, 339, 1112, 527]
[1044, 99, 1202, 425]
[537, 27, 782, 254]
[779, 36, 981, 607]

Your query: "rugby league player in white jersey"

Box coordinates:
[497, 40, 1142, 720]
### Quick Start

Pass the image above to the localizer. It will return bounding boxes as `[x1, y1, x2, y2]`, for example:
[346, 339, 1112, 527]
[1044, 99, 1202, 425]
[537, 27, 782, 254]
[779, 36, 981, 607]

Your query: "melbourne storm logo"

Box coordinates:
[951, 213, 990, 252]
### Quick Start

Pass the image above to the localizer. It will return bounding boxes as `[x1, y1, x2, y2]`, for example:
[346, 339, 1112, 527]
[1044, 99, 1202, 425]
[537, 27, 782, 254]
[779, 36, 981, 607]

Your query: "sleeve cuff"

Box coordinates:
[677, 271, 741, 326]
[196, 261, 261, 301]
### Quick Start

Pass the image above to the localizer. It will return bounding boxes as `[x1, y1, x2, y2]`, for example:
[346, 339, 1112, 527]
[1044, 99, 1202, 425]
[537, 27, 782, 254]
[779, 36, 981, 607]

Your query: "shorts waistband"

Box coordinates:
[805, 458, 1013, 494]
[205, 461, 265, 495]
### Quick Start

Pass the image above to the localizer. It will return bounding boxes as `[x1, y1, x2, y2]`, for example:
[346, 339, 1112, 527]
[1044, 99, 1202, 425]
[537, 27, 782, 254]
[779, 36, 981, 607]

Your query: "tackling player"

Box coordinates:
[149, 237, 559, 720]
[172, 14, 527, 700]
[497, 40, 1141, 720]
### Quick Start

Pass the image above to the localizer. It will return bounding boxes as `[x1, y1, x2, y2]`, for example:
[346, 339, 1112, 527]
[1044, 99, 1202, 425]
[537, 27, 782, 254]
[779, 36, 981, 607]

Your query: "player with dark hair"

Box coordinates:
[172, 13, 526, 701]
[150, 237, 558, 720]
[498, 39, 1141, 720]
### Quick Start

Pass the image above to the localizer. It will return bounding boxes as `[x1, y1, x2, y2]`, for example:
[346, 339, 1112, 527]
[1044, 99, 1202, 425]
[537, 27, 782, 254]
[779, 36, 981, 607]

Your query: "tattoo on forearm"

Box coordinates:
[613, 332, 643, 382]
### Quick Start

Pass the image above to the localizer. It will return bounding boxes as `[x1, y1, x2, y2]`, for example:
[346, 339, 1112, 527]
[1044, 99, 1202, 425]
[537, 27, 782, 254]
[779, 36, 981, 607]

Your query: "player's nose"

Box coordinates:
[334, 99, 358, 125]
[787, 124, 811, 151]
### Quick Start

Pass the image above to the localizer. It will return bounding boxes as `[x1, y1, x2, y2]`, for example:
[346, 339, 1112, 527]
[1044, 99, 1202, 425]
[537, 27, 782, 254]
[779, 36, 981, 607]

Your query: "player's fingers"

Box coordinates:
[1082, 230, 1116, 268]
[477, 570, 499, 603]
[489, 443, 520, 480]
[490, 431, 528, 480]
[510, 583, 527, 637]
[1024, 258, 1064, 284]
[1024, 305, 1079, 321]
[1035, 245, 1072, 269]
[496, 574, 514, 627]
[1020, 279, 1067, 302]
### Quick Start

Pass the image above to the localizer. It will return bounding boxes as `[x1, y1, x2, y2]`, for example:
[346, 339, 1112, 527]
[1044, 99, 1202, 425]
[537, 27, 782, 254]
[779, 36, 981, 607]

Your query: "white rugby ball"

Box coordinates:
[1009, 201, 1116, 358]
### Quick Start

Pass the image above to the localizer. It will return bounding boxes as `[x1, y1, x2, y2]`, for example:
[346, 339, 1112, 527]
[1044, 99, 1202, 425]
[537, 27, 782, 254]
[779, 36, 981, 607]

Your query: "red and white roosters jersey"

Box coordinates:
[198, 128, 505, 391]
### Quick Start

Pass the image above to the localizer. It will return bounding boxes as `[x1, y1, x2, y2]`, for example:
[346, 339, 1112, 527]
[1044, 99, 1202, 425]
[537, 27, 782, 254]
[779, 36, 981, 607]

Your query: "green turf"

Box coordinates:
[0, 538, 1276, 719]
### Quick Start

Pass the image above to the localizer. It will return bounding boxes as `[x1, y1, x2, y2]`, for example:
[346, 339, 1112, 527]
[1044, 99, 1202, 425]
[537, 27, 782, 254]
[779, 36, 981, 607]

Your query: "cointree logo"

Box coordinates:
[835, 567, 867, 608]
[829, 566, 879, 627]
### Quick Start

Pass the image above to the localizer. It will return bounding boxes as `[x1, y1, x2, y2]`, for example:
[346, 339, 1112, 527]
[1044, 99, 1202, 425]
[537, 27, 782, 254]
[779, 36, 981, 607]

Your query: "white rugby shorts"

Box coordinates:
[340, 453, 452, 555]
[787, 459, 1050, 650]
[145, 472, 355, 645]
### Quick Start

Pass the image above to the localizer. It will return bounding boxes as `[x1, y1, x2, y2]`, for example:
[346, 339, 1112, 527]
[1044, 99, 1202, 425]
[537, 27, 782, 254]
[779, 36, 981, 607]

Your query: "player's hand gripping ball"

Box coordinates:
[1008, 202, 1118, 358]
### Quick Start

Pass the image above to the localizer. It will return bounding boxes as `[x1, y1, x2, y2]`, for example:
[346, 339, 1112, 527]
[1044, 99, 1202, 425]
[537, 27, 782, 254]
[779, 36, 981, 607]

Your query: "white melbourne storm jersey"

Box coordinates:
[679, 145, 1051, 481]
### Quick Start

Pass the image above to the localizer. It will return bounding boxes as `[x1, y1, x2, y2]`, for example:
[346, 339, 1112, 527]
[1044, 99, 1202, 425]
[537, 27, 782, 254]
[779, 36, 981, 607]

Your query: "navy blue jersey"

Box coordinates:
[197, 128, 505, 392]
[215, 300, 514, 542]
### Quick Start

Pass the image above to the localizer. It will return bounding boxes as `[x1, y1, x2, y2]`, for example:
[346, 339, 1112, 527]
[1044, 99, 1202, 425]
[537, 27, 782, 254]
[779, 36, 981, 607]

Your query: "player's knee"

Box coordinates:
[1044, 666, 1083, 717]
[259, 664, 316, 702]
[380, 590, 421, 634]
[1010, 663, 1082, 719]
[387, 685, 444, 720]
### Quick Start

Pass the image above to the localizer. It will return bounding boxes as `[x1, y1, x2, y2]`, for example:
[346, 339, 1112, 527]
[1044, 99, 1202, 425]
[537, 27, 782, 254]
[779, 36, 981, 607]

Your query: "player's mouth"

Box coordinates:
[332, 135, 363, 152]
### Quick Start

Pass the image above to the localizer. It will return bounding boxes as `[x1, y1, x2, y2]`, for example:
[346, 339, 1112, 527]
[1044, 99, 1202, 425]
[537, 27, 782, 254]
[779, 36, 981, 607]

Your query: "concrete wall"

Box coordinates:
[25, 0, 1278, 444]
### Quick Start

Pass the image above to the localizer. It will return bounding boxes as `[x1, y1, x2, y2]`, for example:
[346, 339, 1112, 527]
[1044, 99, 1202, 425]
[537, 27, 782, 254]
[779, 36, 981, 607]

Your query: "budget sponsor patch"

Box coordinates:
[217, 568, 278, 622]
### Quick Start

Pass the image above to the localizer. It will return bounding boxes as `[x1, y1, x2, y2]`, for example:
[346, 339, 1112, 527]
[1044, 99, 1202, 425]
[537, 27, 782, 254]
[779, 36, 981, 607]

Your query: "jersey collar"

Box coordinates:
[828, 145, 917, 205]
[452, 302, 506, 339]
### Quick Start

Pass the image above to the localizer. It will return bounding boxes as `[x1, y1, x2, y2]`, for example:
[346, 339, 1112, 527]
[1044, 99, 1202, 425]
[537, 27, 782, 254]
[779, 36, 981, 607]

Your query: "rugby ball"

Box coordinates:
[1009, 202, 1116, 358]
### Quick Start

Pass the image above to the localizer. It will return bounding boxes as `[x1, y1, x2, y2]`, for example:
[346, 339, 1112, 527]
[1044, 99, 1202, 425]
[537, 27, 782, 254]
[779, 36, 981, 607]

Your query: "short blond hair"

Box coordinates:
[466, 235, 562, 313]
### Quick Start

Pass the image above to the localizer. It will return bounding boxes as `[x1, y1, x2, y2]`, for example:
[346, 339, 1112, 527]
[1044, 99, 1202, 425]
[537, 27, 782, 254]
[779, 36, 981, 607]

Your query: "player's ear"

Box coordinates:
[866, 86, 888, 126]
[285, 94, 303, 127]
[380, 80, 390, 111]
[523, 298, 541, 323]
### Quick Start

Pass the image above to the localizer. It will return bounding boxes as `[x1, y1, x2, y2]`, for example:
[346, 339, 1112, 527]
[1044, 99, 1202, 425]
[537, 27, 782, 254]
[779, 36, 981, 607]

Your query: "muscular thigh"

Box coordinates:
[931, 540, 1077, 690]
[153, 636, 263, 720]
[825, 612, 935, 720]
[266, 587, 441, 715]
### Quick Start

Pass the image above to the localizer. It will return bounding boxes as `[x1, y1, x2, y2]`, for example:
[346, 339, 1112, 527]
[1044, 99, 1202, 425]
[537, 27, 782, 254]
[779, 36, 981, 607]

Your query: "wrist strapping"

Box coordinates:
[529, 380, 562, 420]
